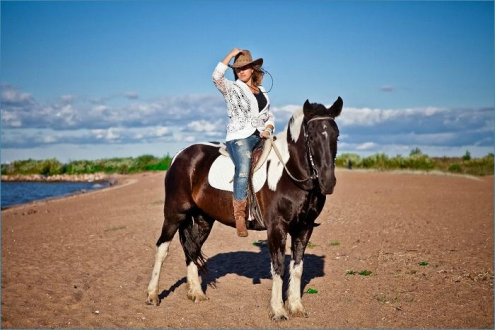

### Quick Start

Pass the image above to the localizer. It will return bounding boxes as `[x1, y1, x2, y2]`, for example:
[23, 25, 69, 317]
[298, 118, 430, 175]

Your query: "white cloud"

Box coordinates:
[1, 84, 33, 104]
[2, 112, 22, 127]
[150, 126, 170, 137]
[125, 91, 139, 99]
[187, 119, 223, 133]
[1, 84, 493, 159]
[380, 85, 395, 92]
[43, 136, 57, 143]
[59, 95, 75, 103]
[336, 106, 449, 126]
[356, 142, 377, 150]
[1, 85, 226, 130]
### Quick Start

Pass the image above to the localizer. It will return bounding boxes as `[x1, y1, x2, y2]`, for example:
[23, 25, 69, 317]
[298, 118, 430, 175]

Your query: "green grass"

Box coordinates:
[3, 150, 493, 177]
[104, 225, 126, 232]
[359, 270, 373, 276]
[329, 241, 340, 246]
[346, 269, 373, 276]
[1, 154, 172, 176]
[306, 242, 317, 249]
[336, 151, 494, 176]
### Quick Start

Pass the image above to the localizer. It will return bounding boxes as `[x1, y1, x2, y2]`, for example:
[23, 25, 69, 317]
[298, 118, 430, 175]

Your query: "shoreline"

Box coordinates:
[0, 174, 129, 211]
[1, 173, 118, 183]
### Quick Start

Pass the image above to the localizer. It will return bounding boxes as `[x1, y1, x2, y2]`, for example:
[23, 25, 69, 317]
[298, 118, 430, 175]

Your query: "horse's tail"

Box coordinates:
[178, 217, 209, 275]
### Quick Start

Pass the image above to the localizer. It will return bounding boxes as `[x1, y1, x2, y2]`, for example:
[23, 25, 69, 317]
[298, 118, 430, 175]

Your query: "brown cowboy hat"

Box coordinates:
[229, 50, 263, 68]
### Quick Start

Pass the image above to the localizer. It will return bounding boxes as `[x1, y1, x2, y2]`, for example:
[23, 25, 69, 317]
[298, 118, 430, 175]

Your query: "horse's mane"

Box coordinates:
[265, 108, 305, 191]
[288, 108, 304, 143]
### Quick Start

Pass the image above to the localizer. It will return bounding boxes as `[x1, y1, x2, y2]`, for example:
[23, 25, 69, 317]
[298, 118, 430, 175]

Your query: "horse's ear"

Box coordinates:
[328, 97, 343, 118]
[303, 99, 313, 117]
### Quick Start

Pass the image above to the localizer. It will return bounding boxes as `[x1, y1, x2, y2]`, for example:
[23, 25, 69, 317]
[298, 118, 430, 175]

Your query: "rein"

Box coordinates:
[268, 116, 335, 185]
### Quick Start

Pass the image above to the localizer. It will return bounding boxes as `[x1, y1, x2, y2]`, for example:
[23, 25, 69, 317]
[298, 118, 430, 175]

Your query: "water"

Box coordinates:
[1, 181, 111, 209]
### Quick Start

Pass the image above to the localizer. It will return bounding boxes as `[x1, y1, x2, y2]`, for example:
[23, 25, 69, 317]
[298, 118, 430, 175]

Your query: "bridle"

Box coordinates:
[269, 116, 335, 186]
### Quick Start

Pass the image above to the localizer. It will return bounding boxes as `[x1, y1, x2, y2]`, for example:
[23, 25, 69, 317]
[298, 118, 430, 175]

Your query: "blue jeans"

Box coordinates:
[226, 134, 261, 201]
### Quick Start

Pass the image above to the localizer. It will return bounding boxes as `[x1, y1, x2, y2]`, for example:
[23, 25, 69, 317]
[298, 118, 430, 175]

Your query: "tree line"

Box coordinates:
[2, 150, 493, 177]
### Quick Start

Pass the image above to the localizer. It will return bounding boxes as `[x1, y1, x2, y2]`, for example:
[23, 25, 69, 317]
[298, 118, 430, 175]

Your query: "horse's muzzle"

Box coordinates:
[322, 186, 335, 195]
[319, 177, 336, 195]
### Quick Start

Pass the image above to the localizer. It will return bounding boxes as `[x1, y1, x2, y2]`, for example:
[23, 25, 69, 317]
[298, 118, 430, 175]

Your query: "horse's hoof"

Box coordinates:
[187, 291, 208, 303]
[145, 293, 160, 306]
[271, 314, 289, 321]
[269, 309, 289, 321]
[289, 308, 309, 318]
[287, 301, 309, 318]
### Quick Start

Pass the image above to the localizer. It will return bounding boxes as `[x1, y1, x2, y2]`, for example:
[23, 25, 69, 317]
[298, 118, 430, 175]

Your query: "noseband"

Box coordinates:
[269, 116, 335, 187]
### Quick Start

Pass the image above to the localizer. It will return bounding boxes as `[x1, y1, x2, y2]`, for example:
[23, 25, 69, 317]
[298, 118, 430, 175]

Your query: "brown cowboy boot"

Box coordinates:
[232, 198, 248, 237]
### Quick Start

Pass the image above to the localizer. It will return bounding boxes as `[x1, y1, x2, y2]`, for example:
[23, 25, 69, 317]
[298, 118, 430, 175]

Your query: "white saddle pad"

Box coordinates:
[208, 155, 267, 193]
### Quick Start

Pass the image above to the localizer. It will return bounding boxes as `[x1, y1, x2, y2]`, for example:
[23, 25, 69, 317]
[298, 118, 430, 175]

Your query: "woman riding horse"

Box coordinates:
[146, 96, 343, 320]
[212, 48, 275, 237]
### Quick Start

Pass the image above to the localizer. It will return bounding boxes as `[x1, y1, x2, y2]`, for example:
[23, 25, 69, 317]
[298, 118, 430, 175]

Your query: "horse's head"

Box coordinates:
[302, 97, 343, 194]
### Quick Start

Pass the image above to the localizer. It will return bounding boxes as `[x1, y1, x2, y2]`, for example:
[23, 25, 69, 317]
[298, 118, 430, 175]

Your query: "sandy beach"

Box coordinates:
[1, 170, 493, 328]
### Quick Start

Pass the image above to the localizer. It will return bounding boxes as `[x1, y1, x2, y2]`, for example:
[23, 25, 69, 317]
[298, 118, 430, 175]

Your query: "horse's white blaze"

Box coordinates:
[287, 260, 304, 311]
[322, 131, 328, 139]
[186, 262, 204, 298]
[270, 264, 286, 317]
[147, 241, 171, 295]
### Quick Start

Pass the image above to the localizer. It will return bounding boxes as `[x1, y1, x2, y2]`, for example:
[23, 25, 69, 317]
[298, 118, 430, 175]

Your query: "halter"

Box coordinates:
[269, 115, 335, 187]
[303, 116, 335, 182]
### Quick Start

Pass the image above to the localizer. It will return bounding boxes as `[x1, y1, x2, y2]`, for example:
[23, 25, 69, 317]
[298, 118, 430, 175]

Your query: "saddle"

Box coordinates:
[218, 137, 275, 230]
[218, 138, 273, 175]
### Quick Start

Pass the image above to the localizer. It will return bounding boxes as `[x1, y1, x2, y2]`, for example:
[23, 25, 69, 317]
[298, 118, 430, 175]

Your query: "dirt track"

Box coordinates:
[1, 170, 493, 328]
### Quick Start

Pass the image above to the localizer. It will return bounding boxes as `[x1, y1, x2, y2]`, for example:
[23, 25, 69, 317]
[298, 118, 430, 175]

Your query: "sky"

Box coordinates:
[1, 0, 494, 163]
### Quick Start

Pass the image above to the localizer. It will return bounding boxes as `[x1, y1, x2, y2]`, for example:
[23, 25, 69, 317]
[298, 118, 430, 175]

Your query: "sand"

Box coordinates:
[1, 170, 493, 328]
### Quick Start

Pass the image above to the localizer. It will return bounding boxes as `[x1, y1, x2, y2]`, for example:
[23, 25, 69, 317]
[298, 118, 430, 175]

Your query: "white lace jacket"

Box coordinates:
[212, 62, 275, 142]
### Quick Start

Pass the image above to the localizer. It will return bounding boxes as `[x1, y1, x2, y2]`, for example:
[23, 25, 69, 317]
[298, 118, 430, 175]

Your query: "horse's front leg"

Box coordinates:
[267, 223, 289, 321]
[287, 225, 313, 317]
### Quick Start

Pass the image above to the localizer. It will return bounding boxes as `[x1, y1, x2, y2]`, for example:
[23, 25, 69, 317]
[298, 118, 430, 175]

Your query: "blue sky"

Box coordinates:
[1, 0, 494, 162]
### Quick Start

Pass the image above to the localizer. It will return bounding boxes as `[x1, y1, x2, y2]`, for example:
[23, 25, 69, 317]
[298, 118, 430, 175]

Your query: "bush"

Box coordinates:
[448, 163, 462, 173]
[410, 147, 423, 156]
[336, 153, 361, 168]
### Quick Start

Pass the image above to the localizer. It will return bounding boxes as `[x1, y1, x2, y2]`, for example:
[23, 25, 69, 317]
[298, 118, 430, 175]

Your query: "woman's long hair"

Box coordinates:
[251, 64, 264, 86]
[233, 64, 264, 86]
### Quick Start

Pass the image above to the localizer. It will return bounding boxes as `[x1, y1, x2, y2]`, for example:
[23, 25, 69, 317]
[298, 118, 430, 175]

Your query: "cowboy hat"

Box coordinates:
[229, 50, 263, 68]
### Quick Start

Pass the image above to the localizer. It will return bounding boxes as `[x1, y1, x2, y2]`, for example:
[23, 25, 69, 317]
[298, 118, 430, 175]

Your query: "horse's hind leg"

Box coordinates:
[179, 212, 215, 303]
[146, 211, 187, 306]
[287, 226, 313, 317]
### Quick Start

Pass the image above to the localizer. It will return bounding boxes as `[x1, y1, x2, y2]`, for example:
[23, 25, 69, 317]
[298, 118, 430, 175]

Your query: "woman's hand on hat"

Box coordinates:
[229, 48, 242, 57]
[222, 48, 243, 66]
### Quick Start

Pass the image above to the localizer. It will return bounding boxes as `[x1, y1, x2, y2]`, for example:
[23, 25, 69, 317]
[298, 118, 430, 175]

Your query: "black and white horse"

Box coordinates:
[146, 97, 343, 320]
